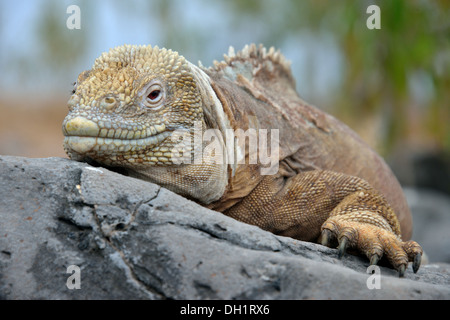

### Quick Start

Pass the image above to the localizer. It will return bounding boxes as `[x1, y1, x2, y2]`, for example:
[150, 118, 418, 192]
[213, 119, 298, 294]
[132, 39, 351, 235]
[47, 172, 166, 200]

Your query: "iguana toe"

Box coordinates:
[403, 240, 423, 273]
[320, 217, 423, 277]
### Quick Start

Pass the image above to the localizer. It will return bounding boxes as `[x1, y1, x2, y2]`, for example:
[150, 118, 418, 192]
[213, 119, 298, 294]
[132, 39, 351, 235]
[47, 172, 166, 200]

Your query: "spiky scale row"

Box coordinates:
[212, 43, 292, 75]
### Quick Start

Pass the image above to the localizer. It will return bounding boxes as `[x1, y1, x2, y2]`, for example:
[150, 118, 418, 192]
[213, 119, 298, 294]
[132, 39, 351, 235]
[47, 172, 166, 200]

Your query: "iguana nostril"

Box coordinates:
[100, 96, 117, 110]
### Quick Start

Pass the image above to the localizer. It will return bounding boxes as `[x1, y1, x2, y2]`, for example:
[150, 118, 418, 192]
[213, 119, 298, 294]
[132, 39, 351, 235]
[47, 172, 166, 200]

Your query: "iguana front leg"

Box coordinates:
[224, 170, 422, 277]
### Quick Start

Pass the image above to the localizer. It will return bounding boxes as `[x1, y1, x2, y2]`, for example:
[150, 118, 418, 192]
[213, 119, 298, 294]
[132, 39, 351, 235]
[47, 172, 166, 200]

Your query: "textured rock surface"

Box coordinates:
[0, 155, 449, 299]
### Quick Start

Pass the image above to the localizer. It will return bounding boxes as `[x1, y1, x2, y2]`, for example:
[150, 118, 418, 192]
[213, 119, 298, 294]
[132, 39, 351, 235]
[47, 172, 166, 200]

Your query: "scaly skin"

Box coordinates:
[63, 44, 422, 276]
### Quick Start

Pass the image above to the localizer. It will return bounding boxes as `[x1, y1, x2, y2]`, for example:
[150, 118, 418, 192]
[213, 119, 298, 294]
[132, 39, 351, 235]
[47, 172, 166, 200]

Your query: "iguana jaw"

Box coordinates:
[63, 115, 172, 165]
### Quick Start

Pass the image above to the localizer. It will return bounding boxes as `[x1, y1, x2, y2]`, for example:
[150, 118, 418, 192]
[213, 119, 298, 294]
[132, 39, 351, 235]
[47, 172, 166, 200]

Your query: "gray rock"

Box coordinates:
[405, 187, 450, 263]
[0, 155, 449, 299]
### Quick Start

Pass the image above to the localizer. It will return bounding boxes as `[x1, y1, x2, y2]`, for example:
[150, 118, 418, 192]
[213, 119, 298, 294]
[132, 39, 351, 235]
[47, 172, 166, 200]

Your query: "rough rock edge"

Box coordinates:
[0, 155, 449, 300]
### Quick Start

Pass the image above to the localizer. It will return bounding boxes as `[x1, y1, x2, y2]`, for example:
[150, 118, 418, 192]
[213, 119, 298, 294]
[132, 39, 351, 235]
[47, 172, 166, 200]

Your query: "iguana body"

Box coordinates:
[62, 44, 422, 276]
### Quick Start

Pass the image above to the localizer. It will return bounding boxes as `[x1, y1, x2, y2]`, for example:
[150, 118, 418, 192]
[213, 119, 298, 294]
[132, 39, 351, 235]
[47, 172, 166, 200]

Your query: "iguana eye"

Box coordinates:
[148, 89, 161, 101]
[144, 83, 164, 107]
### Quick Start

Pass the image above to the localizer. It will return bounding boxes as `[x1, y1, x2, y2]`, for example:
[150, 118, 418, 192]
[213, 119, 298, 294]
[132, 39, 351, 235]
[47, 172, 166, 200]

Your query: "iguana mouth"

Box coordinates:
[64, 132, 172, 154]
[63, 116, 171, 155]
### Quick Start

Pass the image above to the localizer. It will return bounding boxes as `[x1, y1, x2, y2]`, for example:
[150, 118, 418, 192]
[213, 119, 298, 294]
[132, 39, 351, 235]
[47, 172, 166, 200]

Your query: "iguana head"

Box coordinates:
[63, 44, 205, 167]
[63, 44, 231, 203]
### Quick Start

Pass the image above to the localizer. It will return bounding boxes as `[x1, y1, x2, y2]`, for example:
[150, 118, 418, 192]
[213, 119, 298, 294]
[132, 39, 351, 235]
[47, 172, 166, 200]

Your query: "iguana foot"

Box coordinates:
[320, 217, 423, 277]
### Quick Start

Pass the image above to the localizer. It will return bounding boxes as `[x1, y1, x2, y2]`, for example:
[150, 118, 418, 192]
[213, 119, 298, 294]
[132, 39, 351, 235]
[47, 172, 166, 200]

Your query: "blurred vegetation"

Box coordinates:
[220, 0, 450, 155]
[1, 0, 448, 157]
[0, 0, 91, 87]
[36, 0, 90, 72]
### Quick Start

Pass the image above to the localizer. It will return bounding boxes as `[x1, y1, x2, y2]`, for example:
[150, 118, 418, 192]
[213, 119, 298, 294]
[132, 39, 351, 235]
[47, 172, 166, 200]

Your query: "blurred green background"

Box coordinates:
[0, 0, 449, 192]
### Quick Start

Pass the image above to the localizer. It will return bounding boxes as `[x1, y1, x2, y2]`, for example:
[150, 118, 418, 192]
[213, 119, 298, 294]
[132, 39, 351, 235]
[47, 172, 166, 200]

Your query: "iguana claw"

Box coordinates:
[398, 264, 406, 277]
[413, 253, 422, 274]
[320, 229, 332, 247]
[337, 236, 349, 259]
[370, 254, 380, 266]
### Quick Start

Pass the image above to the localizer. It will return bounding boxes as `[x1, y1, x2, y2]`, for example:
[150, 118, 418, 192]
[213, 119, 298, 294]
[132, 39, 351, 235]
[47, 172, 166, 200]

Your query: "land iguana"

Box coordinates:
[62, 44, 422, 276]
